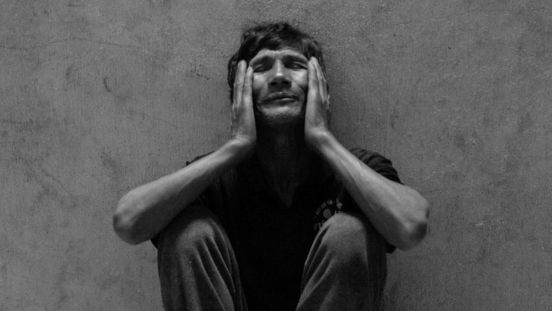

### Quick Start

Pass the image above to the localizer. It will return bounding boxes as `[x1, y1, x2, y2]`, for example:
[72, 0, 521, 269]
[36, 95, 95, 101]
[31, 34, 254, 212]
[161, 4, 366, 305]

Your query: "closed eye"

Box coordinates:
[253, 65, 269, 72]
[288, 62, 307, 69]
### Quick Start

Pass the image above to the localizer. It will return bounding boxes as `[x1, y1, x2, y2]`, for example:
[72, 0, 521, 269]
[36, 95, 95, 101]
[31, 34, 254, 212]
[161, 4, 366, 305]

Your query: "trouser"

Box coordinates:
[156, 204, 387, 311]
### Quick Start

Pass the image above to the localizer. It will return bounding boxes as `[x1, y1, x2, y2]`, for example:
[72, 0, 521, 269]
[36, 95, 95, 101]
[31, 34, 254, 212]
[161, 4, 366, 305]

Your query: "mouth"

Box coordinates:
[263, 92, 298, 104]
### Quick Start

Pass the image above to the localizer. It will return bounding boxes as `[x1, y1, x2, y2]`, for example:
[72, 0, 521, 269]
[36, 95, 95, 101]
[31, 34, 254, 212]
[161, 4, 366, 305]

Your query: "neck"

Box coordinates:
[255, 123, 313, 188]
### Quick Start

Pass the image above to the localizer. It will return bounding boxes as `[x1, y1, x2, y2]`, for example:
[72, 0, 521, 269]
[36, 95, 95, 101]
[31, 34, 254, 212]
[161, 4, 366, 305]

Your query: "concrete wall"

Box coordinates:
[1, 1, 551, 310]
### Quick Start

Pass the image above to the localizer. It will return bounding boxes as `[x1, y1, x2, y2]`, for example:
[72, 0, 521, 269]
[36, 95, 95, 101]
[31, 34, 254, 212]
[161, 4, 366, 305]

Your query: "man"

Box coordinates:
[113, 22, 429, 311]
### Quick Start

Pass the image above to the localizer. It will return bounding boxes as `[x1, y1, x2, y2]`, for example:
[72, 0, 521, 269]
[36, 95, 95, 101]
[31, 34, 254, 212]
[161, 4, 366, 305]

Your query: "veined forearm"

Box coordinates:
[113, 139, 250, 244]
[314, 133, 429, 250]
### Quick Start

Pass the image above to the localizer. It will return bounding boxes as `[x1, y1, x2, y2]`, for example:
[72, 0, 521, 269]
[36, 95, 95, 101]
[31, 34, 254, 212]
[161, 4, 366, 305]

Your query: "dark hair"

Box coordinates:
[227, 22, 326, 100]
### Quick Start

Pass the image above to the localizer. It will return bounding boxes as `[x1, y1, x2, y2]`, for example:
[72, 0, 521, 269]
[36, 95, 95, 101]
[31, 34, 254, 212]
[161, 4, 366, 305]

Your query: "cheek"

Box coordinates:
[296, 72, 308, 95]
[252, 75, 264, 99]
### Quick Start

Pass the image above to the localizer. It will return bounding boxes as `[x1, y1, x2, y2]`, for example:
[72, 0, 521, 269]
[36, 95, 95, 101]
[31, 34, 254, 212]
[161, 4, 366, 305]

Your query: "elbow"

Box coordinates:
[113, 213, 143, 245]
[396, 199, 430, 251]
[396, 218, 428, 251]
[113, 193, 146, 245]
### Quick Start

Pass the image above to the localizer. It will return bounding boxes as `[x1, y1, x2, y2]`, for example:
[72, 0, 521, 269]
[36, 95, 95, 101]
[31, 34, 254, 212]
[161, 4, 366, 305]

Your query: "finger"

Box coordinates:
[243, 66, 253, 107]
[313, 58, 327, 99]
[313, 58, 331, 112]
[233, 60, 245, 106]
[308, 58, 318, 99]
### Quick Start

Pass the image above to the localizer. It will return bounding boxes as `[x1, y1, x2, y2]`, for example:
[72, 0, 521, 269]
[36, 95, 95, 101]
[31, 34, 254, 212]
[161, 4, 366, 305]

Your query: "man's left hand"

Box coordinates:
[304, 57, 331, 150]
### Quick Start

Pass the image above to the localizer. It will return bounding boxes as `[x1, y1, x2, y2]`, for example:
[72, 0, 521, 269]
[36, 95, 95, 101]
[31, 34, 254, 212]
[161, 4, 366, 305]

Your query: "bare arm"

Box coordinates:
[113, 141, 249, 244]
[314, 134, 429, 250]
[113, 61, 255, 244]
[304, 58, 429, 250]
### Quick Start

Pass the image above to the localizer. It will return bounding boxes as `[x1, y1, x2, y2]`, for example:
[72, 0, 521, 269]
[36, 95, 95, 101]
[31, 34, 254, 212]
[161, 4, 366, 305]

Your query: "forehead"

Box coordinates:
[250, 48, 308, 62]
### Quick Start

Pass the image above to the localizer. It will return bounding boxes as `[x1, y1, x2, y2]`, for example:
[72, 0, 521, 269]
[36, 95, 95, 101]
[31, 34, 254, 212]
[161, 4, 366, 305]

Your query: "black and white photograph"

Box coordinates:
[1, 1, 551, 310]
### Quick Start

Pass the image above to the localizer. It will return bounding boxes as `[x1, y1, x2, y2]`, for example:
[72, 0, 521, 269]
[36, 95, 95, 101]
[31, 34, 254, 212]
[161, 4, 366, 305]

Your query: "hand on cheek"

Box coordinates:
[304, 57, 331, 150]
[230, 60, 256, 156]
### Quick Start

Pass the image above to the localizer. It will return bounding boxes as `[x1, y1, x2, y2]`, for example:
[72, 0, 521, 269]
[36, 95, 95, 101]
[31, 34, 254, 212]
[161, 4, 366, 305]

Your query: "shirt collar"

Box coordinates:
[237, 153, 334, 196]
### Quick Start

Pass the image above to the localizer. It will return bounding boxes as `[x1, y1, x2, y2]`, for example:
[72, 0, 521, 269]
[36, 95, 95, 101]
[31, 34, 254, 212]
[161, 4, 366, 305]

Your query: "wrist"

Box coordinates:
[306, 130, 335, 154]
[225, 137, 255, 162]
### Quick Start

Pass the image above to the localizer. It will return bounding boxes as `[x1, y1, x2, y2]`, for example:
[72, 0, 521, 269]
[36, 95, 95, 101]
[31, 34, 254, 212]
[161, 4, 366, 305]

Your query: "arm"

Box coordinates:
[304, 58, 429, 250]
[314, 134, 428, 250]
[113, 61, 256, 245]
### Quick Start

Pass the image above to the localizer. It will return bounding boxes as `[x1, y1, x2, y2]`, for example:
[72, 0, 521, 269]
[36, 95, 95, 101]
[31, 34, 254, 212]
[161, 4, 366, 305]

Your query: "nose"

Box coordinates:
[269, 61, 291, 88]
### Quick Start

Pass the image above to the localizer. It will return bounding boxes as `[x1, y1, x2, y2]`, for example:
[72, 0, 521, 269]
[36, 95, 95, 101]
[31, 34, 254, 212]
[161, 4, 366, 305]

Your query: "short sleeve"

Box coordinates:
[150, 152, 214, 248]
[349, 148, 402, 185]
[345, 148, 403, 253]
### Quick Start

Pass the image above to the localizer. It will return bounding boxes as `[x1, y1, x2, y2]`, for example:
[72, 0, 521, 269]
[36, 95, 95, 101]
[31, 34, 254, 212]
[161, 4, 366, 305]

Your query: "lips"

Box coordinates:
[263, 92, 297, 103]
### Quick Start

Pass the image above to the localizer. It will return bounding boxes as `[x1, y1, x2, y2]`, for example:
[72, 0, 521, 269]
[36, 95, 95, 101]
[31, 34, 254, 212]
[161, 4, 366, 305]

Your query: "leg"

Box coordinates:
[156, 204, 248, 311]
[297, 212, 387, 311]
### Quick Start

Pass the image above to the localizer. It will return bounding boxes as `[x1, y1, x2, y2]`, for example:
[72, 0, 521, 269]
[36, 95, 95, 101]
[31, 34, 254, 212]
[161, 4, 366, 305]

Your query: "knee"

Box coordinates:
[158, 206, 221, 259]
[319, 212, 385, 267]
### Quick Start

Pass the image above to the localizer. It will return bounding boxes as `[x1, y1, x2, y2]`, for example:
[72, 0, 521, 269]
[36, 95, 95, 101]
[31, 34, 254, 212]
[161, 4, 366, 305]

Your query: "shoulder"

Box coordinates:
[348, 147, 393, 168]
[348, 147, 402, 184]
[349, 147, 383, 160]
[184, 151, 238, 200]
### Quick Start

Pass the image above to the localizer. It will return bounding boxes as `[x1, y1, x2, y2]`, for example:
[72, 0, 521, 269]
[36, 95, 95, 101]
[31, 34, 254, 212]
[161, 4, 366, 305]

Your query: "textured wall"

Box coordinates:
[1, 0, 551, 310]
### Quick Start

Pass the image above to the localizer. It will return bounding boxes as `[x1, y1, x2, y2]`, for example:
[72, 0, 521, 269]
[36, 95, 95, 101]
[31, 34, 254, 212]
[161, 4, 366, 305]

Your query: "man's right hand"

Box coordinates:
[230, 60, 256, 157]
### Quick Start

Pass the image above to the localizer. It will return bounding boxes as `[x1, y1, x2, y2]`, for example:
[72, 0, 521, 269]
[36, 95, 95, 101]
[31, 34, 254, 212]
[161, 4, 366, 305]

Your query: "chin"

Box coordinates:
[256, 108, 304, 128]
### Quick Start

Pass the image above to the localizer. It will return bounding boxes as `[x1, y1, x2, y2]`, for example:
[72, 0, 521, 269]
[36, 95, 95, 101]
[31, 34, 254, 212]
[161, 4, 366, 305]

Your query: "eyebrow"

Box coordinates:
[284, 54, 308, 63]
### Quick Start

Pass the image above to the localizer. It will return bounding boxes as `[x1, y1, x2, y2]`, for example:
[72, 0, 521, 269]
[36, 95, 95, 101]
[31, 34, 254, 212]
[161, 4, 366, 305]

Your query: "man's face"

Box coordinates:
[249, 48, 309, 126]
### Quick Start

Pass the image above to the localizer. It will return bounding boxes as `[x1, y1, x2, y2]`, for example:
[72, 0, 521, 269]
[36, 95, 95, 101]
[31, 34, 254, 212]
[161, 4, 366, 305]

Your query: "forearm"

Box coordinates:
[113, 139, 250, 244]
[314, 133, 429, 250]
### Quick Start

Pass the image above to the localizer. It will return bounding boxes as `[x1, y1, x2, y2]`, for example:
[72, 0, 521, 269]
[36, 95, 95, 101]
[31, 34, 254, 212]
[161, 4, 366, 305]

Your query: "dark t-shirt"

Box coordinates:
[152, 148, 402, 311]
